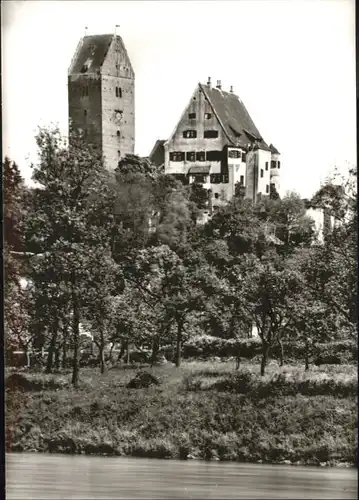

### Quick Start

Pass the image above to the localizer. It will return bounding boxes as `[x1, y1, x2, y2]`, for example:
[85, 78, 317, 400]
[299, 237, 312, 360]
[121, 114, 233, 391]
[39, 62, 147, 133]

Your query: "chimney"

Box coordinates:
[216, 80, 222, 89]
[207, 76, 211, 87]
[230, 85, 233, 93]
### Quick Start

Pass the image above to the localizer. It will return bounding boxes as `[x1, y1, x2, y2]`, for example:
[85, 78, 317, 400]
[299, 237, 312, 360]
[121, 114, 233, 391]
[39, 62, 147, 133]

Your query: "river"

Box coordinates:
[5, 453, 357, 499]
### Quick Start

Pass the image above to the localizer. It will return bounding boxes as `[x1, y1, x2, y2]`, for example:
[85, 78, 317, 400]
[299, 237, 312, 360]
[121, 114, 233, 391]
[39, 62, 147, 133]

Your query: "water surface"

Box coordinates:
[6, 453, 357, 499]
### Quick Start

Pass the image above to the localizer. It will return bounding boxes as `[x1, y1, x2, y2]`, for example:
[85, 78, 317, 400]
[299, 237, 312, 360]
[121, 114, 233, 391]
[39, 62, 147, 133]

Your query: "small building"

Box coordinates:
[150, 78, 281, 210]
[68, 33, 135, 170]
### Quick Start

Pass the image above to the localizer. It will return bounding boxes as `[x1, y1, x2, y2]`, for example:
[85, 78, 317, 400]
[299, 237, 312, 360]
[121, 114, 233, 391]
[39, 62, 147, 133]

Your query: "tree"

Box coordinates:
[305, 166, 357, 328]
[256, 192, 315, 253]
[25, 127, 116, 385]
[127, 244, 219, 367]
[3, 157, 29, 360]
[242, 250, 305, 375]
[84, 251, 121, 373]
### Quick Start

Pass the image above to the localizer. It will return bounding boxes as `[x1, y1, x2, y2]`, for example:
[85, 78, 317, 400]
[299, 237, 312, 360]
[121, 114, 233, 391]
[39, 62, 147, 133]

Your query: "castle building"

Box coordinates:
[68, 33, 135, 170]
[149, 78, 281, 208]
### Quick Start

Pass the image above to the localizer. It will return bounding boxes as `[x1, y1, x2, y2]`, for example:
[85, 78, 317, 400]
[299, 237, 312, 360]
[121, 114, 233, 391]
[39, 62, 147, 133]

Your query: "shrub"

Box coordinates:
[181, 335, 357, 365]
[5, 373, 67, 392]
[126, 370, 161, 389]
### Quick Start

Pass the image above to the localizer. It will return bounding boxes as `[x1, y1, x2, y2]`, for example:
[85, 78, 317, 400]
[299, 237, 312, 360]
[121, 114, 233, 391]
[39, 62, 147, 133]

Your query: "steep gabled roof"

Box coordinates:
[149, 140, 166, 166]
[269, 143, 280, 154]
[199, 83, 270, 151]
[69, 34, 114, 74]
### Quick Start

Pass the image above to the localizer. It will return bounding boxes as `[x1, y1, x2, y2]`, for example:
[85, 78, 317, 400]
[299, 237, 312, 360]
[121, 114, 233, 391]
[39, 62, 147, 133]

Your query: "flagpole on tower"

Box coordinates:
[115, 24, 120, 36]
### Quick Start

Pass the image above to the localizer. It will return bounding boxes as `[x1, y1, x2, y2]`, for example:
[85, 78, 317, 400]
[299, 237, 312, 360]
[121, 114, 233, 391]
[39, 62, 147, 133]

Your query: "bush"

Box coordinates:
[182, 368, 357, 398]
[181, 335, 357, 365]
[126, 370, 161, 389]
[183, 335, 262, 359]
[212, 370, 253, 394]
[5, 373, 67, 392]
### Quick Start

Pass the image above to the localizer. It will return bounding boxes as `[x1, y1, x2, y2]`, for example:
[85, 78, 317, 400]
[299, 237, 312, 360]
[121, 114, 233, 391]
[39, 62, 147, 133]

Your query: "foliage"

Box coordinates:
[6, 363, 357, 465]
[24, 127, 116, 384]
[5, 123, 357, 384]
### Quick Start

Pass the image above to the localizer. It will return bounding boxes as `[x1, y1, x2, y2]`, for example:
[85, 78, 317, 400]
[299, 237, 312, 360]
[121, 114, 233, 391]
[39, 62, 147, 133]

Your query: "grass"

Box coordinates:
[5, 361, 357, 466]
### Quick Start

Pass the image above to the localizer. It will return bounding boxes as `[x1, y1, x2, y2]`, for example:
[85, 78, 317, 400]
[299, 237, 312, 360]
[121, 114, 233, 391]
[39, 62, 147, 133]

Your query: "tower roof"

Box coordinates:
[69, 34, 134, 76]
[199, 83, 271, 151]
[69, 34, 113, 74]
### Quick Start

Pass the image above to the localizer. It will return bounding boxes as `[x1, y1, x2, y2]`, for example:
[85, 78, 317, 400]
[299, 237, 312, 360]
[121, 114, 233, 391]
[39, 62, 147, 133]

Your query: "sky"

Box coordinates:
[2, 0, 356, 198]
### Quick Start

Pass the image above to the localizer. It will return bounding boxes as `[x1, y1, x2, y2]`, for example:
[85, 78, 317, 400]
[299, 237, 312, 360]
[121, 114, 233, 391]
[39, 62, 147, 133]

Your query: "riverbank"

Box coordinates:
[5, 361, 357, 467]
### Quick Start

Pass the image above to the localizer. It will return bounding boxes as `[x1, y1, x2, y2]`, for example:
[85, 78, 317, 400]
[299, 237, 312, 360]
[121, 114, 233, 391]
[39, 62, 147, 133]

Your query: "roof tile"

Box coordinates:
[200, 84, 270, 151]
[70, 34, 114, 74]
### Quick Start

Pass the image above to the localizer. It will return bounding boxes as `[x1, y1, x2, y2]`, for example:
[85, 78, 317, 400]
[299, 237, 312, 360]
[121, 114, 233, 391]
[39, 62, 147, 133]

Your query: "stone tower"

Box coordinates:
[68, 33, 135, 170]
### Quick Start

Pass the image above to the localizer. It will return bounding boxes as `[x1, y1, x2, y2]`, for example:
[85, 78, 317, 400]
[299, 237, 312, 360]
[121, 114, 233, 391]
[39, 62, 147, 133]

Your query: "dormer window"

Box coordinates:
[183, 130, 197, 139]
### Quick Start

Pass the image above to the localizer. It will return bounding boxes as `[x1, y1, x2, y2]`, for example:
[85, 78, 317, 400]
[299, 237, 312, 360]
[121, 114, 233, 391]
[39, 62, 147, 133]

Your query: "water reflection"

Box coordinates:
[6, 453, 357, 499]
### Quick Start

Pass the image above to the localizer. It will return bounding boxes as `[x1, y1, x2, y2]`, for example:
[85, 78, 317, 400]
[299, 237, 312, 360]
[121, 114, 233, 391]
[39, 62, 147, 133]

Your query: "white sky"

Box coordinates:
[2, 0, 356, 198]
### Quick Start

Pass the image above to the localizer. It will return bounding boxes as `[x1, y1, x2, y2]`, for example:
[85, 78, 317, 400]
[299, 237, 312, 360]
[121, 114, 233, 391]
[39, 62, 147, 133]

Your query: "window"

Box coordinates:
[115, 87, 122, 98]
[271, 160, 276, 169]
[228, 149, 241, 159]
[204, 130, 219, 138]
[278, 161, 281, 169]
[214, 193, 219, 199]
[210, 174, 221, 184]
[204, 113, 212, 119]
[118, 150, 121, 157]
[242, 152, 247, 162]
[265, 162, 268, 171]
[266, 184, 269, 194]
[206, 150, 222, 161]
[183, 130, 197, 138]
[240, 175, 244, 185]
[192, 174, 207, 183]
[222, 174, 229, 184]
[117, 130, 121, 137]
[84, 109, 87, 117]
[196, 151, 206, 161]
[186, 151, 196, 161]
[260, 169, 264, 178]
[169, 152, 185, 162]
[188, 113, 196, 119]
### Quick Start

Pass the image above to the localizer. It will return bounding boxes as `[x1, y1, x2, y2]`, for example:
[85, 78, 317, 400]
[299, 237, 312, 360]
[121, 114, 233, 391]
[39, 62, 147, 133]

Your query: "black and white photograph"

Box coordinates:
[2, 0, 357, 498]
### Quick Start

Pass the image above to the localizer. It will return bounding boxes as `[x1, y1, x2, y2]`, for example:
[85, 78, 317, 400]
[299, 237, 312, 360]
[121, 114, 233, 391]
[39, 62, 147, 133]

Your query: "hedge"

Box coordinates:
[179, 335, 357, 364]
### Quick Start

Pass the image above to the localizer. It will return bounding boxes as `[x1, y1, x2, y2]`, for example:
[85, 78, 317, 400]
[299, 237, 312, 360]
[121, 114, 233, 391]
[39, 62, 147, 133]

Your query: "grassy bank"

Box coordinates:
[5, 361, 357, 467]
